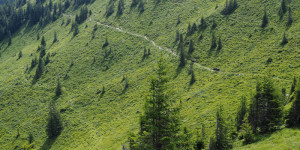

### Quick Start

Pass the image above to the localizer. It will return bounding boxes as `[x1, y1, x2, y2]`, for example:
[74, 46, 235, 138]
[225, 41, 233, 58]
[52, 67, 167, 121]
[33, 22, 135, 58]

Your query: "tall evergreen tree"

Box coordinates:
[179, 43, 186, 67]
[287, 7, 293, 26]
[281, 32, 288, 46]
[217, 37, 222, 51]
[261, 8, 268, 28]
[41, 36, 46, 46]
[214, 107, 231, 150]
[188, 40, 194, 54]
[116, 0, 124, 16]
[56, 80, 62, 96]
[286, 84, 300, 127]
[46, 102, 63, 139]
[210, 33, 217, 50]
[249, 78, 282, 133]
[129, 58, 181, 149]
[53, 31, 57, 43]
[236, 97, 247, 131]
[33, 58, 43, 81]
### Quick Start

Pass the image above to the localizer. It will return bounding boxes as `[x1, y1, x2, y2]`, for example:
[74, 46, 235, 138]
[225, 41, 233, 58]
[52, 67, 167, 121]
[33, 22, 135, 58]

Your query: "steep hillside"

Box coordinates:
[0, 0, 299, 149]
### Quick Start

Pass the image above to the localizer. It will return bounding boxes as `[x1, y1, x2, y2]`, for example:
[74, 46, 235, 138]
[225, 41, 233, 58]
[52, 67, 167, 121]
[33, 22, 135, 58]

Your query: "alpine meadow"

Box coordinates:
[0, 0, 299, 149]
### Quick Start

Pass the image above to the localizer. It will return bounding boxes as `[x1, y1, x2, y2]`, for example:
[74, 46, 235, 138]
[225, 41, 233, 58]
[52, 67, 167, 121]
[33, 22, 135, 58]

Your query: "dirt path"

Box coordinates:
[64, 15, 289, 82]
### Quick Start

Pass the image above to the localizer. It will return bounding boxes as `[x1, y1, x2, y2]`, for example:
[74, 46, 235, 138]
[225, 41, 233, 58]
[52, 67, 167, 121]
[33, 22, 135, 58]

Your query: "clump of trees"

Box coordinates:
[46, 102, 63, 139]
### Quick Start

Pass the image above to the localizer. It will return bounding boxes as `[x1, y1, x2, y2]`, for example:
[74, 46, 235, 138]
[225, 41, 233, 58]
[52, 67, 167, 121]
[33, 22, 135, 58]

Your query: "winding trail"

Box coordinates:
[65, 15, 289, 82]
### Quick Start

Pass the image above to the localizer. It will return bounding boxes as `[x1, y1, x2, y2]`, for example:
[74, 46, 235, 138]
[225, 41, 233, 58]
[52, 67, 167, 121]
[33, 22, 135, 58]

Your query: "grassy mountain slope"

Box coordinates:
[0, 0, 299, 149]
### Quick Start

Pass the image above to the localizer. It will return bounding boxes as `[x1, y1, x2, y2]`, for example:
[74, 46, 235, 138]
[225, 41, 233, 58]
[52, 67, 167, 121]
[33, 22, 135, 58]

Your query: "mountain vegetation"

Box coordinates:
[0, 0, 299, 149]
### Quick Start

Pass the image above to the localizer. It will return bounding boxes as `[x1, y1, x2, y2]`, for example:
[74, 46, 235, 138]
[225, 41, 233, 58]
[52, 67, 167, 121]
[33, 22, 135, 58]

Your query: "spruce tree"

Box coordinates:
[281, 32, 288, 46]
[103, 38, 109, 48]
[130, 58, 181, 149]
[138, 0, 144, 13]
[46, 102, 63, 139]
[286, 84, 300, 127]
[56, 80, 62, 96]
[190, 70, 196, 85]
[41, 36, 46, 46]
[175, 30, 179, 42]
[33, 58, 43, 81]
[210, 33, 217, 50]
[179, 43, 186, 67]
[188, 40, 194, 54]
[214, 107, 231, 150]
[53, 31, 57, 43]
[217, 37, 222, 51]
[261, 8, 268, 28]
[116, 0, 124, 16]
[199, 16, 207, 30]
[287, 7, 293, 26]
[240, 114, 253, 144]
[236, 97, 247, 131]
[18, 51, 23, 59]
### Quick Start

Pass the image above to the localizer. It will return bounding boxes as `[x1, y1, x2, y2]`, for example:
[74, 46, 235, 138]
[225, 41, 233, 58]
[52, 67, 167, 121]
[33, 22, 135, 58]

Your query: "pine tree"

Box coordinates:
[177, 16, 181, 25]
[210, 33, 217, 50]
[46, 102, 63, 139]
[286, 84, 300, 127]
[73, 23, 79, 36]
[214, 107, 231, 150]
[188, 40, 194, 54]
[18, 51, 23, 59]
[287, 7, 293, 26]
[261, 8, 268, 28]
[45, 53, 50, 65]
[130, 58, 181, 149]
[103, 38, 109, 48]
[281, 32, 288, 46]
[187, 23, 191, 36]
[175, 30, 180, 42]
[138, 0, 144, 13]
[217, 37, 222, 51]
[56, 80, 62, 96]
[53, 31, 57, 43]
[236, 97, 247, 131]
[116, 0, 124, 16]
[211, 19, 217, 30]
[240, 113, 253, 144]
[190, 70, 196, 85]
[249, 78, 282, 133]
[37, 33, 40, 40]
[179, 43, 186, 67]
[199, 16, 207, 30]
[41, 36, 46, 46]
[33, 58, 43, 81]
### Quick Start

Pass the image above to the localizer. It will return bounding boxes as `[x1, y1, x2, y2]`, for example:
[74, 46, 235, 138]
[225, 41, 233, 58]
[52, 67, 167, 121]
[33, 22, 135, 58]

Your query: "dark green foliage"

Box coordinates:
[240, 114, 253, 144]
[28, 133, 34, 144]
[188, 40, 194, 54]
[286, 84, 300, 127]
[195, 136, 205, 150]
[129, 59, 181, 149]
[221, 0, 238, 15]
[208, 137, 216, 150]
[148, 48, 150, 55]
[177, 16, 181, 25]
[46, 102, 63, 139]
[41, 36, 46, 47]
[103, 38, 109, 48]
[290, 77, 297, 96]
[236, 97, 247, 131]
[56, 80, 62, 97]
[116, 0, 124, 16]
[249, 78, 282, 133]
[190, 70, 196, 85]
[131, 0, 139, 8]
[105, 1, 115, 18]
[179, 43, 186, 67]
[30, 56, 38, 69]
[278, 0, 287, 18]
[18, 51, 22, 60]
[266, 57, 273, 64]
[281, 33, 288, 46]
[199, 17, 207, 30]
[37, 33, 40, 40]
[73, 23, 79, 36]
[214, 107, 231, 150]
[187, 23, 191, 36]
[211, 19, 217, 29]
[287, 7, 293, 26]
[45, 53, 50, 65]
[261, 9, 268, 28]
[175, 30, 179, 42]
[76, 6, 88, 24]
[53, 31, 57, 43]
[33, 58, 43, 81]
[8, 31, 12, 46]
[39, 46, 46, 58]
[217, 37, 222, 51]
[138, 0, 144, 13]
[210, 33, 217, 50]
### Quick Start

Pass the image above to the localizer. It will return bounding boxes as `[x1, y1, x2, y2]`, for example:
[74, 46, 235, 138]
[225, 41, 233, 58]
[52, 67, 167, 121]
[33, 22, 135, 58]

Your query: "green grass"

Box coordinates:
[0, 0, 299, 149]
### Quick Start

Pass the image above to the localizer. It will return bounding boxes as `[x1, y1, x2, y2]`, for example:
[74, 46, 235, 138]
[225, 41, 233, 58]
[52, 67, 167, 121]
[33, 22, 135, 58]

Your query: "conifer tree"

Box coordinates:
[249, 78, 282, 133]
[53, 31, 57, 43]
[103, 38, 109, 48]
[187, 23, 191, 36]
[214, 107, 231, 150]
[236, 97, 247, 131]
[175, 30, 180, 42]
[217, 37, 222, 51]
[138, 0, 144, 13]
[179, 43, 186, 67]
[261, 8, 268, 28]
[281, 32, 288, 46]
[287, 7, 293, 26]
[188, 40, 194, 54]
[190, 70, 196, 85]
[37, 33, 40, 40]
[286, 84, 300, 127]
[56, 80, 62, 96]
[46, 102, 63, 139]
[210, 33, 217, 50]
[41, 36, 46, 46]
[199, 17, 207, 30]
[129, 58, 181, 149]
[8, 31, 12, 46]
[240, 113, 253, 144]
[116, 0, 124, 16]
[33, 58, 43, 81]
[18, 51, 23, 59]
[73, 23, 79, 36]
